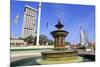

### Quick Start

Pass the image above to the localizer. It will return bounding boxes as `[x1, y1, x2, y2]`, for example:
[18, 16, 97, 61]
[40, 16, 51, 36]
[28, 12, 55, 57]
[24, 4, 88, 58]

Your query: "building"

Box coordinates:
[10, 39, 27, 47]
[22, 5, 37, 38]
[80, 30, 88, 47]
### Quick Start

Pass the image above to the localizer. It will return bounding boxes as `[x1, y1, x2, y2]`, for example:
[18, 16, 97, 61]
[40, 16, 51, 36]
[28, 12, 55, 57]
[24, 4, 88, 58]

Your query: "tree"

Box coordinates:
[23, 35, 34, 46]
[48, 39, 54, 45]
[33, 36, 37, 45]
[65, 41, 71, 46]
[33, 35, 48, 45]
[39, 35, 48, 45]
[18, 37, 23, 39]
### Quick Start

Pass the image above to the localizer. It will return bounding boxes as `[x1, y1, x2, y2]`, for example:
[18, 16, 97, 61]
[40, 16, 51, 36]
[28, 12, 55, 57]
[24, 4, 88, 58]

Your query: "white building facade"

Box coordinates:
[22, 5, 37, 38]
[80, 30, 88, 46]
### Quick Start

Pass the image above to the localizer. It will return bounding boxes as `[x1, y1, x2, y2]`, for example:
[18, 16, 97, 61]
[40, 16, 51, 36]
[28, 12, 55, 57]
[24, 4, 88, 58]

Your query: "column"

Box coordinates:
[55, 37, 57, 48]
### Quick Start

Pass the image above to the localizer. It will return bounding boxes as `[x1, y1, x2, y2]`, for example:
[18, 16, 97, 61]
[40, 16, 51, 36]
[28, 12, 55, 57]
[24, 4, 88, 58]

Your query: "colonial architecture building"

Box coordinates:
[10, 39, 27, 47]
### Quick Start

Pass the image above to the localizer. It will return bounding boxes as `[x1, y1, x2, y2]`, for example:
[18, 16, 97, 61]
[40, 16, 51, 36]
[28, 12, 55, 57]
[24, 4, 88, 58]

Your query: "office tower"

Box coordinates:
[80, 28, 88, 46]
[22, 5, 37, 38]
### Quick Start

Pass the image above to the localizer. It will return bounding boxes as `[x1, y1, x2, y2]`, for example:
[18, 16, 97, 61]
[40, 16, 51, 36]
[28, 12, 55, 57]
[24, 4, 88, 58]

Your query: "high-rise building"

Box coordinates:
[80, 28, 88, 46]
[22, 5, 37, 38]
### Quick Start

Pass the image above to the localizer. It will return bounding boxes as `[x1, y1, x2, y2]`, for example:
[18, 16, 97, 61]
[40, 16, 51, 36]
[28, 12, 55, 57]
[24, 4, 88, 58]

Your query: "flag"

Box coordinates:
[14, 13, 19, 24]
[46, 22, 48, 28]
[80, 26, 82, 30]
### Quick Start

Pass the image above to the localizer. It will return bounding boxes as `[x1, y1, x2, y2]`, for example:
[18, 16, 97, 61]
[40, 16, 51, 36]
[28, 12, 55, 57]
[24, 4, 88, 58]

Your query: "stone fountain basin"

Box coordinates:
[36, 50, 83, 64]
[41, 50, 78, 61]
[50, 30, 68, 37]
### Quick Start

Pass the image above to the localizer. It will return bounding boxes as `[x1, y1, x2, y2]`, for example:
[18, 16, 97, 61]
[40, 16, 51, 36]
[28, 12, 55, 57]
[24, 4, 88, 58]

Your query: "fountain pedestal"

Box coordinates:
[51, 20, 68, 49]
[36, 19, 83, 64]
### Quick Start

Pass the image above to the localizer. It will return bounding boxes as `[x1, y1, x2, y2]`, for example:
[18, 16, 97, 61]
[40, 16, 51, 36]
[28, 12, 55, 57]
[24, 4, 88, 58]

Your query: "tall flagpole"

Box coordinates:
[36, 2, 41, 45]
[13, 13, 19, 38]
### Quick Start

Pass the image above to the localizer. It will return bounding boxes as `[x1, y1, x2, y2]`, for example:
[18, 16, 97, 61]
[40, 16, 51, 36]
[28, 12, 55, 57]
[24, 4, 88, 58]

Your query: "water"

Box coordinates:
[11, 55, 95, 67]
[79, 55, 95, 62]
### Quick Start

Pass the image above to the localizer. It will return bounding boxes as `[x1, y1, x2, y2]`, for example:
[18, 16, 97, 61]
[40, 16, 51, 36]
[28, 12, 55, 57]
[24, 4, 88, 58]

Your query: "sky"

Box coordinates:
[10, 0, 95, 44]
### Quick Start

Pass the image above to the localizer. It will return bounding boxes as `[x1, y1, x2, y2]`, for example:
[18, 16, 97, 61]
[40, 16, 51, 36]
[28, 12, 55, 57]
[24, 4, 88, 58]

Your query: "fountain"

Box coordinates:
[36, 18, 83, 64]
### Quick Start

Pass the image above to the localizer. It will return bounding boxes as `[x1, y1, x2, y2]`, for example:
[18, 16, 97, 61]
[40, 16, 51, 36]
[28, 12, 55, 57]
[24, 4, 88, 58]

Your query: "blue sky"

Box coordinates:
[10, 0, 95, 43]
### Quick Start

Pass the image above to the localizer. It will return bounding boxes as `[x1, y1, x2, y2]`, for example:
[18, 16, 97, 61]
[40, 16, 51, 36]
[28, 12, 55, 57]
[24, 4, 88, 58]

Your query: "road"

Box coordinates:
[77, 49, 95, 55]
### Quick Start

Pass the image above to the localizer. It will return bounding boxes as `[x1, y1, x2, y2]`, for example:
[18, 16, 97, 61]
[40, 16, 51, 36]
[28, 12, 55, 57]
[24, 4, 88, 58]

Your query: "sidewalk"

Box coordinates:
[11, 46, 54, 50]
[11, 50, 41, 63]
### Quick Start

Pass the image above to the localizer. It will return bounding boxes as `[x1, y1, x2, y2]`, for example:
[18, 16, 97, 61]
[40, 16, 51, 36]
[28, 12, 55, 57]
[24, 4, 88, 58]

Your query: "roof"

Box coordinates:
[25, 5, 38, 11]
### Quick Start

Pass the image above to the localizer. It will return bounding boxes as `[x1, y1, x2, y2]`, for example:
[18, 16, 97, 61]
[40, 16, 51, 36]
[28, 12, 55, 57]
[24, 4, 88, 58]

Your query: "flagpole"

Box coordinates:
[13, 13, 19, 38]
[36, 2, 41, 46]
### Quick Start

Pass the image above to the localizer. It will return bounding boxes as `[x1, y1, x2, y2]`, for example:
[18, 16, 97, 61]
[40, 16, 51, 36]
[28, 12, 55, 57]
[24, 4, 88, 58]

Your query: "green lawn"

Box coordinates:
[11, 48, 52, 51]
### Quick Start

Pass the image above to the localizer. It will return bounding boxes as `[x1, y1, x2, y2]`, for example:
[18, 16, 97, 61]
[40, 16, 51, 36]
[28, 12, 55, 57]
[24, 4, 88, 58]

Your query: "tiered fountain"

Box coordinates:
[36, 18, 83, 64]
